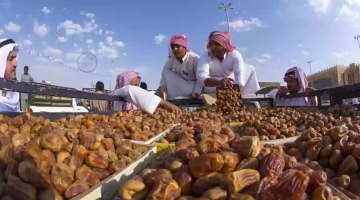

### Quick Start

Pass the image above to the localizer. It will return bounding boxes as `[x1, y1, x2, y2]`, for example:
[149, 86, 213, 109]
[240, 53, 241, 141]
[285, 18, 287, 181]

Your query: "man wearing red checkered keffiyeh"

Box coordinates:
[196, 31, 260, 95]
[206, 31, 236, 52]
[110, 71, 182, 114]
[159, 34, 203, 100]
[111, 71, 141, 111]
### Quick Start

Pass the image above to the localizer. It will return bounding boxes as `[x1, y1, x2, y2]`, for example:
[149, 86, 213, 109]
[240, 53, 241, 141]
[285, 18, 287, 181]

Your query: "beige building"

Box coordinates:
[307, 63, 360, 89]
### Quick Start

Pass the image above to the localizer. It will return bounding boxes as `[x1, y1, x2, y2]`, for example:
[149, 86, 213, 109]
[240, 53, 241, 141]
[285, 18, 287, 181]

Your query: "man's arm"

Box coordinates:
[81, 99, 90, 110]
[309, 98, 317, 106]
[306, 87, 317, 106]
[192, 56, 203, 94]
[113, 86, 181, 114]
[29, 75, 35, 82]
[196, 53, 222, 87]
[233, 51, 246, 86]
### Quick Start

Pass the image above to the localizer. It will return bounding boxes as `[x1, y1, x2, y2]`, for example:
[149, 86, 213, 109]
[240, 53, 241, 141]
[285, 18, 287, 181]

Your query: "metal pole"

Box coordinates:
[110, 61, 114, 90]
[307, 61, 313, 74]
[48, 36, 59, 81]
[354, 35, 360, 49]
[219, 3, 233, 34]
[225, 7, 230, 34]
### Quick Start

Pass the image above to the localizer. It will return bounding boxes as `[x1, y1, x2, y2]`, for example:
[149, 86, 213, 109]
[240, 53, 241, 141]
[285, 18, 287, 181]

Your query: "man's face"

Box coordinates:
[208, 40, 226, 58]
[5, 50, 17, 79]
[171, 44, 187, 59]
[129, 77, 140, 86]
[24, 68, 28, 74]
[286, 77, 301, 94]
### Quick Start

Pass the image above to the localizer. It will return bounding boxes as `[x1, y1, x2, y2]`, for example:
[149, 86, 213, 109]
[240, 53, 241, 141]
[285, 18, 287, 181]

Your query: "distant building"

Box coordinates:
[307, 63, 360, 89]
[259, 82, 281, 88]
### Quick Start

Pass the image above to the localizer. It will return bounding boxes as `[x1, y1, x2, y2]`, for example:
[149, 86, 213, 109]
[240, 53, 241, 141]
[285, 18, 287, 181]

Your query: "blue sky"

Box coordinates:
[0, 0, 360, 90]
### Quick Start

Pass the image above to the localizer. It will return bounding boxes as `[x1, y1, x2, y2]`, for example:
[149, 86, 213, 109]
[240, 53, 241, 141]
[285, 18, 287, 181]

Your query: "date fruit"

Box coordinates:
[232, 136, 261, 158]
[189, 153, 224, 178]
[259, 151, 285, 178]
[221, 169, 260, 194]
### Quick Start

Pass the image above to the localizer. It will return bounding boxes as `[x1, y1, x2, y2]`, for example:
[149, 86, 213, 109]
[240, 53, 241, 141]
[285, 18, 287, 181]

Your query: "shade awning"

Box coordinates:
[254, 86, 279, 95]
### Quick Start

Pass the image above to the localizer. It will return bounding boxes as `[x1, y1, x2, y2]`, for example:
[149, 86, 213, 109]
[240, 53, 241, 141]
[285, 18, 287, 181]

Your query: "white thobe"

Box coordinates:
[160, 52, 203, 100]
[196, 50, 259, 94]
[352, 98, 359, 105]
[269, 89, 318, 106]
[112, 86, 162, 114]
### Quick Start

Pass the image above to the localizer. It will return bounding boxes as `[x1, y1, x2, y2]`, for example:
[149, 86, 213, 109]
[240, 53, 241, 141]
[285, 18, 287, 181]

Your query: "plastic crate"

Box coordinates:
[242, 98, 274, 108]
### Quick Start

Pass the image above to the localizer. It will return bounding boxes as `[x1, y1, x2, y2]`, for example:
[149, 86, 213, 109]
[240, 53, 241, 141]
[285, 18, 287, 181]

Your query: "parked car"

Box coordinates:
[28, 95, 88, 113]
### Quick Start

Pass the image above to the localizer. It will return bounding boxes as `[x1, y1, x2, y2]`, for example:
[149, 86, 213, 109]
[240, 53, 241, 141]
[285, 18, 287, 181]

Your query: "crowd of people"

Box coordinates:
[0, 31, 316, 114]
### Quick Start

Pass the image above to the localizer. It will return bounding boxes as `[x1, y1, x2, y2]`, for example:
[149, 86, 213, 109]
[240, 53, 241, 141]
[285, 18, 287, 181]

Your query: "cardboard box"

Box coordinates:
[71, 144, 157, 200]
[202, 94, 217, 111]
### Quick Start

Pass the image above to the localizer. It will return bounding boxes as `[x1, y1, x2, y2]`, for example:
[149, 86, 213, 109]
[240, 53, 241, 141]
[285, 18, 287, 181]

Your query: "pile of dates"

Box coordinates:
[229, 105, 360, 141]
[0, 112, 151, 200]
[116, 136, 340, 200]
[215, 87, 243, 117]
[285, 121, 360, 197]
[233, 117, 302, 141]
[178, 110, 227, 128]
[58, 109, 177, 141]
[158, 119, 236, 147]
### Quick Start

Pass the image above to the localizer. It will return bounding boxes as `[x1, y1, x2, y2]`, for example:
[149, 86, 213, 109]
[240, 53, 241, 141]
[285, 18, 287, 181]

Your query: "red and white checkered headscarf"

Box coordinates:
[206, 31, 236, 51]
[284, 67, 308, 105]
[111, 71, 141, 111]
[168, 35, 190, 58]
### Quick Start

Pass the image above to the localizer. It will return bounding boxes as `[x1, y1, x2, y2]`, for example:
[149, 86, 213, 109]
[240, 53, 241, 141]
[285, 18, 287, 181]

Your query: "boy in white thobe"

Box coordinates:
[159, 35, 203, 100]
[269, 67, 317, 106]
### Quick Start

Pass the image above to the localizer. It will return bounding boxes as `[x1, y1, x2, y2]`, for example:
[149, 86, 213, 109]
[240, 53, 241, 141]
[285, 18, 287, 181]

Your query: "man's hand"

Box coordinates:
[81, 99, 90, 110]
[160, 86, 167, 100]
[219, 78, 234, 90]
[159, 100, 181, 116]
[190, 92, 200, 99]
[306, 87, 317, 105]
[239, 85, 244, 95]
[276, 87, 288, 96]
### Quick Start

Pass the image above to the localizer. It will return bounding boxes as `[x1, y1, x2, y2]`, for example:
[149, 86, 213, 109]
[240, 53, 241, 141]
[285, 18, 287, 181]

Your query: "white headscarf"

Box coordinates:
[0, 38, 20, 111]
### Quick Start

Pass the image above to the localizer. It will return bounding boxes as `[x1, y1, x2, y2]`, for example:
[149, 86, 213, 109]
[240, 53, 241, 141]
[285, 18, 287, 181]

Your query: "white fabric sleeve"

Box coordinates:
[196, 52, 211, 84]
[192, 55, 203, 94]
[113, 86, 162, 114]
[269, 88, 286, 106]
[233, 51, 245, 86]
[269, 89, 279, 99]
[160, 59, 172, 87]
